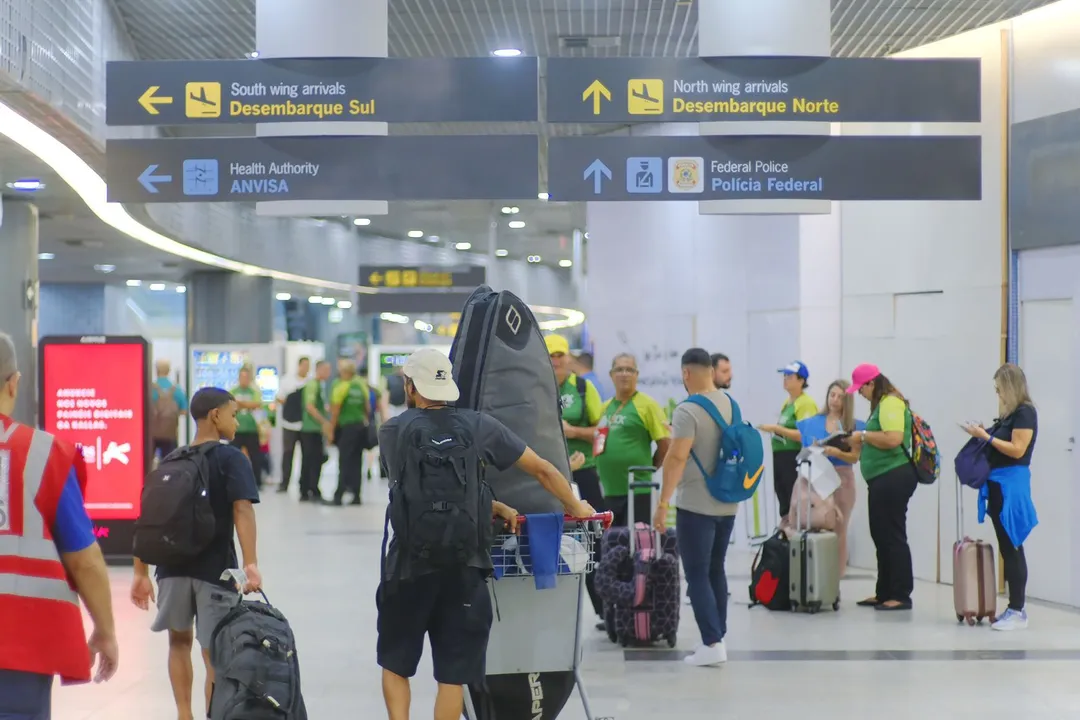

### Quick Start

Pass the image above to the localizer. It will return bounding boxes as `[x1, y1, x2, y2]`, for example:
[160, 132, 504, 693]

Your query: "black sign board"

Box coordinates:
[548, 135, 982, 202]
[359, 291, 475, 315]
[547, 57, 981, 124]
[105, 135, 540, 202]
[359, 265, 486, 290]
[106, 57, 538, 125]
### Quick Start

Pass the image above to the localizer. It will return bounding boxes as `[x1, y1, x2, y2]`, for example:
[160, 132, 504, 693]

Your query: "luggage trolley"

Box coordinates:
[465, 511, 614, 720]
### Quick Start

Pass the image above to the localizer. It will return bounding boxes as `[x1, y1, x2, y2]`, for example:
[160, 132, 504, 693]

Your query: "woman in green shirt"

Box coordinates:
[757, 361, 818, 519]
[329, 359, 375, 506]
[846, 363, 917, 611]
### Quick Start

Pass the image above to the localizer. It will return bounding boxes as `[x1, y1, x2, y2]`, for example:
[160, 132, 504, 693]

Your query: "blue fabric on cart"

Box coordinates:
[522, 513, 564, 589]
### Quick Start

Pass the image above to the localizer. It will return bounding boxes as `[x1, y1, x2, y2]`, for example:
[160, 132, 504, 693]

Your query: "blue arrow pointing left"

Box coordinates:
[139, 164, 172, 193]
[584, 159, 612, 195]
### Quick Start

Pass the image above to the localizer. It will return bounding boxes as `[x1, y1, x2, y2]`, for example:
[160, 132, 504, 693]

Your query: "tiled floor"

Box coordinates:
[52, 469, 1080, 719]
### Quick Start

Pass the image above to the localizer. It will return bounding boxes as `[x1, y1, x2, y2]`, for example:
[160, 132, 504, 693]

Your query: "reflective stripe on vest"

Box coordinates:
[0, 427, 65, 561]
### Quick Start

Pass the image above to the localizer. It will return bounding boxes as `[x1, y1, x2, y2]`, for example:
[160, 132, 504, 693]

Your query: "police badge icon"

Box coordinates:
[667, 156, 705, 193]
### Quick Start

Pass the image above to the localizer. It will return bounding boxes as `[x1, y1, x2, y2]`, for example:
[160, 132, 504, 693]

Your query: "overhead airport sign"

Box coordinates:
[548, 135, 981, 202]
[105, 135, 539, 202]
[360, 265, 486, 290]
[359, 291, 475, 315]
[105, 57, 538, 126]
[547, 57, 981, 124]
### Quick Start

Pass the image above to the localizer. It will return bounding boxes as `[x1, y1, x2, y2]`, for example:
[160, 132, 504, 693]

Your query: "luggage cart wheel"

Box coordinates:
[619, 636, 630, 648]
[832, 600, 840, 612]
[966, 616, 976, 626]
[956, 613, 965, 623]
[665, 633, 677, 649]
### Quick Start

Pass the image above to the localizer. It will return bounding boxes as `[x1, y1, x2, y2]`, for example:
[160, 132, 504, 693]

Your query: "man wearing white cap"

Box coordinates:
[376, 348, 592, 720]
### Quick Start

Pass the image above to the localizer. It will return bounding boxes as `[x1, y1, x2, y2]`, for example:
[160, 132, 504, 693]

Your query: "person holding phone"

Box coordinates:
[961, 363, 1038, 631]
[796, 380, 865, 575]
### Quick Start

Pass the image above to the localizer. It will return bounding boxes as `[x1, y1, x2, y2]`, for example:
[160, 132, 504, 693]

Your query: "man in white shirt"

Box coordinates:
[275, 357, 310, 494]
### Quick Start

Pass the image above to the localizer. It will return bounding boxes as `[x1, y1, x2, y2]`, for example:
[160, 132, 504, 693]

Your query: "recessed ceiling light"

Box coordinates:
[275, 292, 292, 301]
[37, 252, 55, 260]
[125, 279, 141, 287]
[353, 218, 371, 226]
[527, 255, 541, 263]
[500, 206, 520, 215]
[495, 249, 509, 257]
[94, 264, 116, 274]
[380, 312, 409, 324]
[175, 285, 187, 293]
[337, 300, 353, 309]
[248, 50, 260, 58]
[407, 230, 424, 238]
[413, 319, 434, 332]
[6, 179, 44, 192]
[584, 232, 590, 239]
[321, 297, 336, 305]
[428, 235, 440, 242]
[492, 48, 522, 57]
[308, 295, 323, 304]
[149, 282, 166, 291]
[508, 220, 526, 229]
[455, 242, 472, 250]
[559, 259, 573, 268]
[537, 192, 549, 201]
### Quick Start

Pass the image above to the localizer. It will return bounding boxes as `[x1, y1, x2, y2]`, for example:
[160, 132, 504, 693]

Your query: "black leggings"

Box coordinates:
[987, 480, 1027, 611]
[772, 449, 800, 519]
[867, 463, 918, 603]
[299, 432, 326, 499]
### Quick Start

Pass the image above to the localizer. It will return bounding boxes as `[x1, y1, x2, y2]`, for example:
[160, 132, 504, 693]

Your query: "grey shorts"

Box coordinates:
[151, 577, 237, 648]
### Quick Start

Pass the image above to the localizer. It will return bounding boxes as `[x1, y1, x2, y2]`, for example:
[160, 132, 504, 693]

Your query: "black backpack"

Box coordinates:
[387, 374, 406, 407]
[134, 443, 216, 566]
[282, 388, 304, 424]
[384, 410, 494, 580]
[209, 591, 307, 720]
[748, 530, 791, 611]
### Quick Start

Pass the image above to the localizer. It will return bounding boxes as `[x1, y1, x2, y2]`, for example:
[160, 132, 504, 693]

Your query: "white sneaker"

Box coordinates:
[684, 641, 727, 666]
[991, 608, 1028, 631]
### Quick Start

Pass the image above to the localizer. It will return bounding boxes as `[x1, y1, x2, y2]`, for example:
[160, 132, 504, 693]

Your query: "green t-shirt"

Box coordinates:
[595, 392, 670, 497]
[230, 385, 260, 434]
[332, 377, 372, 427]
[772, 393, 819, 452]
[301, 379, 326, 433]
[860, 395, 912, 481]
[558, 373, 604, 469]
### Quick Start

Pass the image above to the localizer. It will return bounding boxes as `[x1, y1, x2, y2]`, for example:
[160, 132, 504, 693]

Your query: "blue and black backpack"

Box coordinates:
[684, 394, 766, 503]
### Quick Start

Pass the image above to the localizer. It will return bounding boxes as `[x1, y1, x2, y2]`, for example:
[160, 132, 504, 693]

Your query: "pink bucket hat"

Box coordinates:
[847, 363, 881, 394]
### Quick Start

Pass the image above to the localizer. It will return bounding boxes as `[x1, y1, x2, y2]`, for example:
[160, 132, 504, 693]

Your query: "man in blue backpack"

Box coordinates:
[654, 349, 764, 667]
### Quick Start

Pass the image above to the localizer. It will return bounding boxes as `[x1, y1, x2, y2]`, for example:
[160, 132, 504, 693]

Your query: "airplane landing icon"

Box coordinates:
[627, 79, 664, 115]
[185, 82, 222, 119]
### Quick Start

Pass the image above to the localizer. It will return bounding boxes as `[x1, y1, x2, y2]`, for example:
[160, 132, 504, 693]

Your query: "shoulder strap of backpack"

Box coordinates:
[684, 394, 730, 431]
[725, 393, 742, 426]
[576, 375, 587, 402]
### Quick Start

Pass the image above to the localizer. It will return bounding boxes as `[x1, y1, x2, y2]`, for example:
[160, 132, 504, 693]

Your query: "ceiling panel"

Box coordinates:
[97, 0, 1057, 269]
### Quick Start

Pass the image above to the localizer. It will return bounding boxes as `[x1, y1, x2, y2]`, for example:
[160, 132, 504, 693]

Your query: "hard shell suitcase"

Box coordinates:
[953, 477, 997, 625]
[789, 461, 841, 613]
[598, 467, 680, 648]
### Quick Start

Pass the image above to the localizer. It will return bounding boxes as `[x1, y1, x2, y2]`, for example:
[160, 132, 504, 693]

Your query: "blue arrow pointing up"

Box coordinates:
[138, 164, 172, 193]
[584, 159, 612, 194]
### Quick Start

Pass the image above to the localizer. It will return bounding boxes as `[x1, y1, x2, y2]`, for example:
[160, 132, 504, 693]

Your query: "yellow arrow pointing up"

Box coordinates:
[582, 79, 611, 115]
[139, 86, 173, 115]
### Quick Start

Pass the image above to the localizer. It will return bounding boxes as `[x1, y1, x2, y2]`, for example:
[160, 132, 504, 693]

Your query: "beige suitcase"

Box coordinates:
[953, 478, 997, 625]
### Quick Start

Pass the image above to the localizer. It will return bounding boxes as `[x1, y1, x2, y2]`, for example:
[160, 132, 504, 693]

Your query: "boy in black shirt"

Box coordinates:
[129, 387, 262, 720]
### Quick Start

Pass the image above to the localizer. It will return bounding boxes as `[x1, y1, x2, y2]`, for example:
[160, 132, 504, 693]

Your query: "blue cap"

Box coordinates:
[778, 361, 809, 380]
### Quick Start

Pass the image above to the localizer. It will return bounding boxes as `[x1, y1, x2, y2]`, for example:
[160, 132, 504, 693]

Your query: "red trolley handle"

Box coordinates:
[515, 511, 614, 530]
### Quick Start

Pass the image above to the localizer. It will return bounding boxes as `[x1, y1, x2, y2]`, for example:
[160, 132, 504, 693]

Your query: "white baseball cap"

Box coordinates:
[403, 348, 460, 403]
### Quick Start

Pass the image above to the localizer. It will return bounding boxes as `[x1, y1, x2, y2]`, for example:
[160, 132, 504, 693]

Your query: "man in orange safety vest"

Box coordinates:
[0, 331, 119, 719]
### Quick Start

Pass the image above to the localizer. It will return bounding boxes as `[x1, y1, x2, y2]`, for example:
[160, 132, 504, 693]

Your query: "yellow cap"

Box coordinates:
[544, 334, 570, 356]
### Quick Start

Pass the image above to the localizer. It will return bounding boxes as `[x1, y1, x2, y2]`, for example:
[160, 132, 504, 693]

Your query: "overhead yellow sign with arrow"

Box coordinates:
[582, 79, 611, 115]
[138, 86, 173, 115]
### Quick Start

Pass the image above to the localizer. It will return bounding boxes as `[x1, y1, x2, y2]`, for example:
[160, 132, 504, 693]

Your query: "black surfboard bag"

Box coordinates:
[451, 286, 577, 719]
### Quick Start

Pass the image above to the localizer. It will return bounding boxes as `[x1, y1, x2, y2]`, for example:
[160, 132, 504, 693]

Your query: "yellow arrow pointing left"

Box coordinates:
[368, 272, 384, 286]
[139, 86, 173, 115]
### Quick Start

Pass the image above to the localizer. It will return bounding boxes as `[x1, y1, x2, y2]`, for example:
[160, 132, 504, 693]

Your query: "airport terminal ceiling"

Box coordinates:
[99, 0, 1057, 274]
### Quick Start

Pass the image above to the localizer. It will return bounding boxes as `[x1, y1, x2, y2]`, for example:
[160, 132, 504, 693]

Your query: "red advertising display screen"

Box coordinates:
[40, 340, 148, 522]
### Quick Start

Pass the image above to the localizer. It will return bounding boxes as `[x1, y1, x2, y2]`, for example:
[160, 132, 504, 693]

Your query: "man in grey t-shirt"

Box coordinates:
[655, 348, 738, 668]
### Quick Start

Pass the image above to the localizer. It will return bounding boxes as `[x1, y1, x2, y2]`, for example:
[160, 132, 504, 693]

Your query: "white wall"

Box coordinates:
[839, 25, 1007, 580]
[1011, 1, 1080, 124]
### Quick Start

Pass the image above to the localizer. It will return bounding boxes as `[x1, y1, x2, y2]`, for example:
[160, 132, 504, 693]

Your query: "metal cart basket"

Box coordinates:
[465, 511, 613, 720]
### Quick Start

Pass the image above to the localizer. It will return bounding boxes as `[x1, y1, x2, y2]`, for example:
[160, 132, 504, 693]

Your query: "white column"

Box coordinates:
[0, 201, 39, 424]
[698, 0, 831, 216]
[255, 0, 388, 217]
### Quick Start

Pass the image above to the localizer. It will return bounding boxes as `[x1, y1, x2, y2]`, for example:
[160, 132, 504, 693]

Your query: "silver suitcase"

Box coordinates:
[789, 459, 841, 613]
